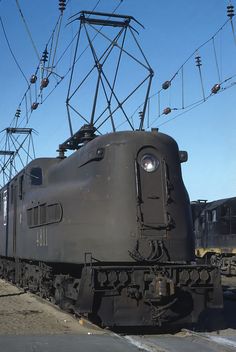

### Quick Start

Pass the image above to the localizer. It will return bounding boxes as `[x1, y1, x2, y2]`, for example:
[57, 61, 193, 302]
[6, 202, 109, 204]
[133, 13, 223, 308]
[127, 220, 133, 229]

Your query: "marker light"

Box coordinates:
[140, 154, 159, 172]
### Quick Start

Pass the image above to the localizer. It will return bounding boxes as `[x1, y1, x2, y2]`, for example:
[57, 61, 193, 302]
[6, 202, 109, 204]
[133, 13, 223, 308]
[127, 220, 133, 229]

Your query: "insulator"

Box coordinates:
[211, 83, 221, 94]
[59, 0, 66, 12]
[139, 111, 143, 119]
[15, 109, 21, 118]
[227, 5, 234, 19]
[195, 55, 202, 67]
[41, 48, 48, 63]
[163, 107, 171, 115]
[41, 77, 49, 89]
[30, 74, 37, 84]
[31, 102, 39, 110]
[162, 80, 171, 90]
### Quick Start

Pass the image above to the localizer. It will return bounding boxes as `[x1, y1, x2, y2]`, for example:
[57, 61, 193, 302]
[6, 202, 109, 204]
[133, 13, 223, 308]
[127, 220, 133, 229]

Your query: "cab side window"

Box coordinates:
[212, 209, 217, 222]
[30, 167, 42, 186]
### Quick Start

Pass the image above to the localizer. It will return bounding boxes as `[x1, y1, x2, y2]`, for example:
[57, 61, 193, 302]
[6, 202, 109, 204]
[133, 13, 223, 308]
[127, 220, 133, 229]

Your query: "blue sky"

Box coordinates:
[0, 0, 235, 201]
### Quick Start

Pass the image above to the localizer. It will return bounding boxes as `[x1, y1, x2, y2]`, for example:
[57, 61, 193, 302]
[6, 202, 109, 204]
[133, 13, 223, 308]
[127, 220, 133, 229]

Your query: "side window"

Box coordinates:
[47, 204, 62, 223]
[40, 204, 47, 225]
[33, 207, 39, 226]
[30, 167, 42, 186]
[212, 209, 217, 222]
[27, 203, 62, 228]
[3, 189, 8, 226]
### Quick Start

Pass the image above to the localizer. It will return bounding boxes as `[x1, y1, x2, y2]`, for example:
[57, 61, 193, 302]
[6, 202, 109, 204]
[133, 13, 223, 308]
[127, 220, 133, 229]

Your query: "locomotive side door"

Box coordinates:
[135, 147, 168, 238]
[2, 188, 9, 256]
[12, 179, 18, 256]
[219, 205, 231, 235]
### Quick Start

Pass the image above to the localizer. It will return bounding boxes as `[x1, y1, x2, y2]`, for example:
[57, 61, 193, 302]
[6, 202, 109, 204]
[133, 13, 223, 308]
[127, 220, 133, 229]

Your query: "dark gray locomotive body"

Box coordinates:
[0, 130, 222, 327]
[192, 197, 236, 276]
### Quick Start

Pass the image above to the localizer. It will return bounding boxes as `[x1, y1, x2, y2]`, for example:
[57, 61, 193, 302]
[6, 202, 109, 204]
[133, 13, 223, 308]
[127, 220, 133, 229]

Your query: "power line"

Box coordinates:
[15, 0, 41, 61]
[0, 0, 126, 183]
[10, 0, 124, 128]
[150, 73, 236, 128]
[2, 0, 236, 175]
[0, 16, 29, 85]
[129, 5, 236, 129]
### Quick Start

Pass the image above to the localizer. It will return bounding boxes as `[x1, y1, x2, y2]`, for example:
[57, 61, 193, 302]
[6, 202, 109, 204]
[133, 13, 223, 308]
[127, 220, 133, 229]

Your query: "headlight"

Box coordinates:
[140, 154, 159, 172]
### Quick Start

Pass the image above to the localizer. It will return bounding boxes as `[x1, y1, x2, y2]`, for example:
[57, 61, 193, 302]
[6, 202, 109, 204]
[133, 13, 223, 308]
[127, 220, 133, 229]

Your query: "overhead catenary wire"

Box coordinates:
[212, 36, 221, 82]
[150, 72, 236, 128]
[0, 0, 125, 184]
[50, 12, 64, 75]
[151, 18, 230, 101]
[129, 8, 235, 129]
[6, 0, 107, 131]
[116, 67, 236, 131]
[4, 2, 67, 130]
[1, 0, 236, 181]
[41, 0, 125, 119]
[0, 0, 67, 181]
[181, 65, 184, 109]
[15, 0, 41, 61]
[52, 0, 103, 71]
[96, 6, 236, 131]
[0, 16, 29, 85]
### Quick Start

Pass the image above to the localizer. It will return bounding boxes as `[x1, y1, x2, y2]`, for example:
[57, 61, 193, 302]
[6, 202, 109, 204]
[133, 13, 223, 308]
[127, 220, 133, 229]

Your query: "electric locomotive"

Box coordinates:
[192, 197, 236, 276]
[0, 126, 223, 327]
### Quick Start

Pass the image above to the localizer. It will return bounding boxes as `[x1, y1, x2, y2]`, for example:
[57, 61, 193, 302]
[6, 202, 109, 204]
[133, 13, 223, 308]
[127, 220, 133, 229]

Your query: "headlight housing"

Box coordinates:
[140, 154, 159, 172]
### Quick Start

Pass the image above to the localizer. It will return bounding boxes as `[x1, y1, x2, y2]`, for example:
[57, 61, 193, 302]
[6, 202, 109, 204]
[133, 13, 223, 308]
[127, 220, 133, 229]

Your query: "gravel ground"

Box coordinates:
[0, 279, 104, 336]
[1, 277, 236, 351]
[222, 275, 236, 289]
[1, 276, 236, 336]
